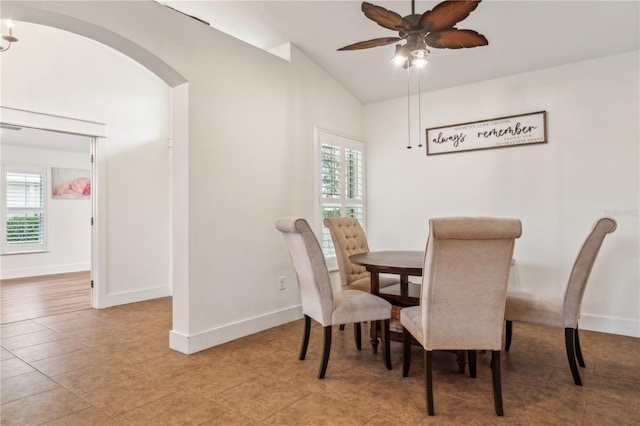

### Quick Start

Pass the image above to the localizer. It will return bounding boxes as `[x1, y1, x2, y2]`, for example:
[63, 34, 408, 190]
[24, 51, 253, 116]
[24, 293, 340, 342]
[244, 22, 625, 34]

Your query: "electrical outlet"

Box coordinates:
[279, 276, 286, 290]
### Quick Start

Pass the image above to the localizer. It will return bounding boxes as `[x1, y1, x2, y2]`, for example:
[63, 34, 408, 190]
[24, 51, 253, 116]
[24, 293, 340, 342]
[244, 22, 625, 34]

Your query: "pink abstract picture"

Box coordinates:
[52, 168, 91, 200]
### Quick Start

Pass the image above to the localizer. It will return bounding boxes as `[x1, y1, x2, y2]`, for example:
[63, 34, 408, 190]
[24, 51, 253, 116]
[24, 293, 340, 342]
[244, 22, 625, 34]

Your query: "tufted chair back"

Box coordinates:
[323, 217, 370, 290]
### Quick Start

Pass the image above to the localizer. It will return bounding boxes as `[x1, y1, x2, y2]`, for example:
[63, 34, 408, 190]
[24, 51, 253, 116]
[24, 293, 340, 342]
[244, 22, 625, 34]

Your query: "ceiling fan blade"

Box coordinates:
[362, 2, 412, 32]
[419, 0, 482, 33]
[425, 29, 488, 49]
[338, 37, 402, 51]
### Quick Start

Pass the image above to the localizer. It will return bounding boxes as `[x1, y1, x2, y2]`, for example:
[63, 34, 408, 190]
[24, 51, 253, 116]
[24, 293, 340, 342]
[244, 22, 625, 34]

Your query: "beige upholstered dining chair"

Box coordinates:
[323, 217, 398, 292]
[276, 217, 392, 379]
[505, 217, 617, 386]
[401, 217, 522, 416]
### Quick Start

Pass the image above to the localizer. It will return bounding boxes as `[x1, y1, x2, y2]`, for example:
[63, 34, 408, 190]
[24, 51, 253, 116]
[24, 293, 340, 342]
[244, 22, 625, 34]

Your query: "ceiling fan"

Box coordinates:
[338, 0, 488, 68]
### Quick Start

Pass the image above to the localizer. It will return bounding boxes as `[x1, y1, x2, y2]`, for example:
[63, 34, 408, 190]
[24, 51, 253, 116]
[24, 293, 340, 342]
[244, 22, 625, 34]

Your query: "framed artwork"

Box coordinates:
[52, 168, 91, 199]
[426, 111, 547, 155]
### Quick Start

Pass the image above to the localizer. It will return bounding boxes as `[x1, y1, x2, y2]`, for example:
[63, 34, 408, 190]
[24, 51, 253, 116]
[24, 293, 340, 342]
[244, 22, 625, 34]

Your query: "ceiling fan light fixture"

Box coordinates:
[411, 56, 428, 69]
[410, 47, 429, 68]
[391, 44, 408, 66]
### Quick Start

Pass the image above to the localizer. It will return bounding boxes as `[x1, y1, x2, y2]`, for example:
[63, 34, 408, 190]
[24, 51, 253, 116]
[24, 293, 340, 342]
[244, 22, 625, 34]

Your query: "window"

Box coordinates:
[1, 165, 48, 254]
[315, 128, 365, 258]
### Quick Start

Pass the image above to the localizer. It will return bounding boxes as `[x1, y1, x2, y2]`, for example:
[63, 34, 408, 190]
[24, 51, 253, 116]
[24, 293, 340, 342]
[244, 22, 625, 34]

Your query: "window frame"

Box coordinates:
[1, 164, 50, 255]
[313, 126, 366, 267]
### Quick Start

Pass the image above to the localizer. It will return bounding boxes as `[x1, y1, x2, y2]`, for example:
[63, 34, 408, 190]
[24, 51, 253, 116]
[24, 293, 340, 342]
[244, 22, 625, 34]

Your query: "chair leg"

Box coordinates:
[318, 325, 332, 379]
[565, 327, 583, 385]
[354, 322, 362, 350]
[381, 319, 391, 370]
[299, 315, 311, 361]
[575, 325, 585, 367]
[402, 327, 411, 377]
[425, 350, 435, 416]
[491, 350, 504, 416]
[468, 350, 477, 378]
[505, 320, 512, 351]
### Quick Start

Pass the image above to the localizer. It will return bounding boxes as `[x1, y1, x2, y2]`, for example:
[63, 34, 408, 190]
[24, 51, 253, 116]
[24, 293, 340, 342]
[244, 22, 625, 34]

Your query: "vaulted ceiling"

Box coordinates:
[2, 2, 638, 151]
[162, 1, 639, 104]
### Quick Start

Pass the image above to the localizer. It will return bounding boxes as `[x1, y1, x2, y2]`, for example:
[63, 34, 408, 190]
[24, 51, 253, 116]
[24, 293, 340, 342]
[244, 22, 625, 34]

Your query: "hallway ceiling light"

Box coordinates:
[1, 20, 18, 53]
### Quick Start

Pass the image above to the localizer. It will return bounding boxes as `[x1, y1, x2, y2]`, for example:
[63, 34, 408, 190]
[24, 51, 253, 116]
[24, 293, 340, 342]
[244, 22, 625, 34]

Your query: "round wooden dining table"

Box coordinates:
[349, 250, 424, 306]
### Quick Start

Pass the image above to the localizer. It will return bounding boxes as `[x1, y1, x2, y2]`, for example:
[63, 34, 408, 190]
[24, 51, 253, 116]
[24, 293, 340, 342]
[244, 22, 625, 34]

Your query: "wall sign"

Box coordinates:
[426, 111, 547, 155]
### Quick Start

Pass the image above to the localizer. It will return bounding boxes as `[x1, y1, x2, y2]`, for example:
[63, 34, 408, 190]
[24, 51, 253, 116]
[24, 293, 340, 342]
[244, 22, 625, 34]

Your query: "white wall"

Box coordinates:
[3, 1, 364, 353]
[364, 51, 640, 337]
[0, 20, 172, 306]
[0, 145, 91, 278]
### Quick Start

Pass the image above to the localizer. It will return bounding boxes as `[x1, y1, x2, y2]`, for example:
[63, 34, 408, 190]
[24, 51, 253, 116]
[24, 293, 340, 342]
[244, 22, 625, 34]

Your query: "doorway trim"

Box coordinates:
[1, 106, 107, 308]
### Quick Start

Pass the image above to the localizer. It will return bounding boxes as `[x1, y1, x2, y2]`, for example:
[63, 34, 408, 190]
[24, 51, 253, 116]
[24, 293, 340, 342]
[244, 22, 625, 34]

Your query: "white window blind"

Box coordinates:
[1, 165, 48, 254]
[316, 129, 365, 258]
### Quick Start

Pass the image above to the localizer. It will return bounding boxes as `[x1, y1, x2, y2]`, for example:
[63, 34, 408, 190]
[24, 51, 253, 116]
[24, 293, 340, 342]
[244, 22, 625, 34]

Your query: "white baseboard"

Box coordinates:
[99, 285, 172, 308]
[0, 263, 91, 279]
[169, 304, 303, 354]
[580, 314, 639, 338]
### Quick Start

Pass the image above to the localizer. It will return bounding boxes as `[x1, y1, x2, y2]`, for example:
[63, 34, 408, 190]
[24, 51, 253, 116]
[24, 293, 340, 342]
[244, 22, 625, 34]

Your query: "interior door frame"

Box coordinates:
[0, 106, 107, 308]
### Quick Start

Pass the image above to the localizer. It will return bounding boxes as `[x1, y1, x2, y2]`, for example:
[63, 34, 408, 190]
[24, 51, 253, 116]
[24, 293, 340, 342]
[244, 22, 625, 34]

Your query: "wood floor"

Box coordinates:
[0, 271, 92, 324]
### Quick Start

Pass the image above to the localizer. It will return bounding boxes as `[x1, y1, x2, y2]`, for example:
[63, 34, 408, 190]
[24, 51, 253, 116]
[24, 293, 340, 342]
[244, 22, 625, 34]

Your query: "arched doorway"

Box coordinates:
[0, 10, 188, 326]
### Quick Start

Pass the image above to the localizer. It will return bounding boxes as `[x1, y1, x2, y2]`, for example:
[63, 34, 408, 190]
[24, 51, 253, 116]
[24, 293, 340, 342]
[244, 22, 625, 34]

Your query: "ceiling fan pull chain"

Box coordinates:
[406, 66, 412, 149]
[418, 68, 423, 148]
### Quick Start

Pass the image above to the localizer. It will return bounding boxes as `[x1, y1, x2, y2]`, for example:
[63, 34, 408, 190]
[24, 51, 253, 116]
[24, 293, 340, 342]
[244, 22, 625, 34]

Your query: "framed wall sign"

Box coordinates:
[426, 111, 547, 155]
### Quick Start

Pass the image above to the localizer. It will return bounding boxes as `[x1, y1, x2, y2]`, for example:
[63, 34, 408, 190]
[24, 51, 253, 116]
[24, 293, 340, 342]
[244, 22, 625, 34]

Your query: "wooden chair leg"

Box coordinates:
[505, 320, 512, 351]
[468, 350, 477, 378]
[425, 350, 435, 416]
[402, 327, 411, 377]
[354, 322, 362, 350]
[381, 319, 391, 370]
[370, 320, 379, 354]
[491, 350, 504, 416]
[455, 350, 467, 374]
[575, 326, 585, 367]
[318, 325, 332, 379]
[565, 327, 583, 385]
[299, 315, 311, 361]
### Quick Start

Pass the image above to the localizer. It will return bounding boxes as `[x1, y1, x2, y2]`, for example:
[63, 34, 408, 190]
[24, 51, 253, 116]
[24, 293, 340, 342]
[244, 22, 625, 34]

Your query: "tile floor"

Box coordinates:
[1, 297, 638, 425]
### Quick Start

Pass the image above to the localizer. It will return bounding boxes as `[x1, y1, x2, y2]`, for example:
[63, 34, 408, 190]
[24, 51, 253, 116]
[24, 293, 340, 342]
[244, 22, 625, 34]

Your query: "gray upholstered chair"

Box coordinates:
[401, 217, 522, 416]
[505, 217, 617, 386]
[323, 217, 398, 292]
[276, 217, 392, 379]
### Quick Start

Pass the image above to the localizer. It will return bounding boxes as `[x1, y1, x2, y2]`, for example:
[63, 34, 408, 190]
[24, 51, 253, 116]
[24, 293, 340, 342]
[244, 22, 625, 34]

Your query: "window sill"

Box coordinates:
[1, 249, 50, 256]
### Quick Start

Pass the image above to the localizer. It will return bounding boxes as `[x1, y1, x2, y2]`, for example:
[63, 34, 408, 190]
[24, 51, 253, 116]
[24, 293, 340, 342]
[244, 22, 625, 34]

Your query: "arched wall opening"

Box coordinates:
[1, 5, 190, 341]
